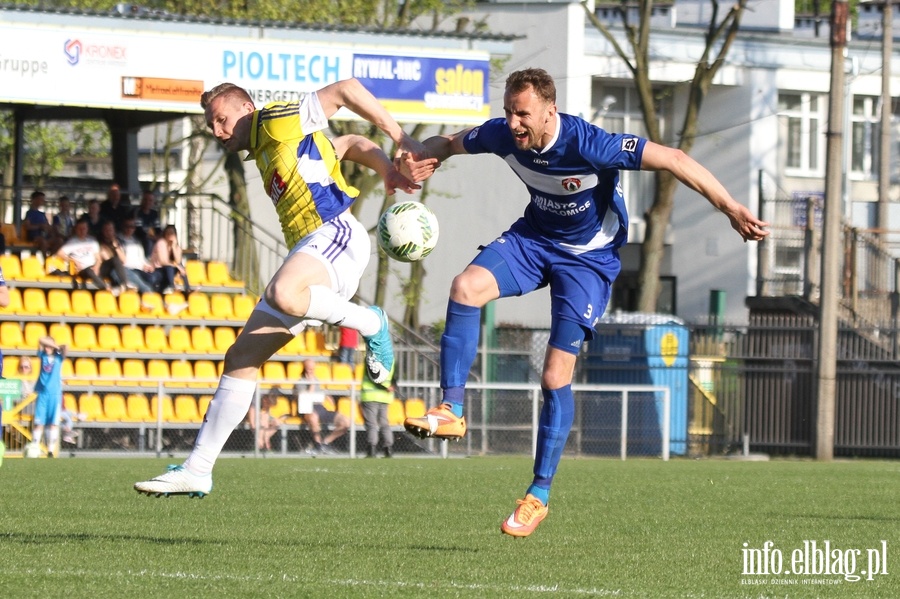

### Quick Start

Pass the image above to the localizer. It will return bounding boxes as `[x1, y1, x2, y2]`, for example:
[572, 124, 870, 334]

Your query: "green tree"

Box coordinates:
[583, 0, 747, 312]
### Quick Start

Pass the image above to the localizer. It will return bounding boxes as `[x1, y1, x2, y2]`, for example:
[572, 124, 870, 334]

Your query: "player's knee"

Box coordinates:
[264, 285, 303, 317]
[541, 369, 573, 390]
[449, 272, 489, 305]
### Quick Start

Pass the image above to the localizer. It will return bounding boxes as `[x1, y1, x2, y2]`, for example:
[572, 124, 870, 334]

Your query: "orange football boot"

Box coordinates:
[404, 403, 467, 440]
[500, 494, 548, 537]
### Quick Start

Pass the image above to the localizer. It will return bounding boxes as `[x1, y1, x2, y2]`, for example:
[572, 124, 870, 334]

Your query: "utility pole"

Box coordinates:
[878, 0, 893, 233]
[816, 0, 849, 461]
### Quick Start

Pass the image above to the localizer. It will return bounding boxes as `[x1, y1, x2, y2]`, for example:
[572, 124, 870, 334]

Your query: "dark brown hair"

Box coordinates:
[505, 68, 556, 104]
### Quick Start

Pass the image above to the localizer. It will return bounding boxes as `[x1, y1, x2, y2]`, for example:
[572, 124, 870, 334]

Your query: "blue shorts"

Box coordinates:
[33, 391, 61, 426]
[474, 218, 621, 341]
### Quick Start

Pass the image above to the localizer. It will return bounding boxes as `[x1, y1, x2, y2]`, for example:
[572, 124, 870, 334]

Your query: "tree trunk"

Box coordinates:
[636, 171, 677, 312]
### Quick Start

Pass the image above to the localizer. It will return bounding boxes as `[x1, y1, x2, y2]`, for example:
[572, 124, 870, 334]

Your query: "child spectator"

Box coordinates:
[32, 336, 66, 458]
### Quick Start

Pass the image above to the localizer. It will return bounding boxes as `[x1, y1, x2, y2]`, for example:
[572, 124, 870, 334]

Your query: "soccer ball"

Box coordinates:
[377, 201, 440, 262]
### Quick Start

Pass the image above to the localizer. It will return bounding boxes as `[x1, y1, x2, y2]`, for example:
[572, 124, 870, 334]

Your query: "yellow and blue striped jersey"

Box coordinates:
[249, 97, 359, 247]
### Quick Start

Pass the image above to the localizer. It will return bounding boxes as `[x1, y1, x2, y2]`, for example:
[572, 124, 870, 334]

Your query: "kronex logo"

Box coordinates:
[64, 39, 127, 66]
[741, 540, 889, 583]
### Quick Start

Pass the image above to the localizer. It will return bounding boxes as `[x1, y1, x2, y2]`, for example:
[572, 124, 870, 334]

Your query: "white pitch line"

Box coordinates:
[0, 566, 624, 596]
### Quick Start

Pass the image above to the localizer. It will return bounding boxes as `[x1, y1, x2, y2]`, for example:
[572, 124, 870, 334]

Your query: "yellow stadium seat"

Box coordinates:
[94, 289, 119, 316]
[190, 327, 215, 354]
[47, 322, 73, 349]
[232, 294, 256, 320]
[337, 398, 364, 425]
[62, 393, 78, 414]
[22, 255, 48, 281]
[97, 357, 122, 382]
[150, 395, 176, 422]
[305, 329, 327, 355]
[167, 326, 192, 353]
[61, 358, 74, 380]
[126, 394, 153, 422]
[103, 393, 128, 421]
[198, 395, 213, 417]
[170, 360, 194, 386]
[43, 255, 69, 279]
[23, 321, 48, 349]
[404, 398, 426, 419]
[186, 292, 211, 319]
[173, 395, 202, 423]
[140, 292, 165, 317]
[0, 254, 22, 279]
[207, 261, 241, 287]
[261, 361, 287, 389]
[278, 333, 306, 356]
[70, 289, 95, 316]
[4, 287, 23, 314]
[185, 260, 208, 287]
[72, 323, 99, 351]
[213, 326, 236, 352]
[46, 288, 73, 316]
[329, 362, 356, 390]
[0, 223, 20, 245]
[192, 360, 218, 389]
[145, 359, 170, 387]
[79, 393, 105, 421]
[73, 357, 98, 383]
[121, 325, 145, 352]
[313, 361, 331, 382]
[286, 360, 304, 382]
[0, 321, 25, 349]
[117, 289, 142, 317]
[123, 359, 150, 387]
[388, 399, 406, 426]
[2, 356, 17, 379]
[269, 396, 292, 419]
[97, 324, 123, 351]
[209, 293, 234, 320]
[144, 326, 169, 352]
[22, 288, 47, 315]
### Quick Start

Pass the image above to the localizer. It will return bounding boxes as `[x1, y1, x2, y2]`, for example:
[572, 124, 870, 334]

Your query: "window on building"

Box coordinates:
[778, 92, 825, 176]
[592, 83, 658, 241]
[851, 95, 878, 179]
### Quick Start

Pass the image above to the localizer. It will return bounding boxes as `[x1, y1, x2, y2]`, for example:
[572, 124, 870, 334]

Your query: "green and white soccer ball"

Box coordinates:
[377, 201, 440, 262]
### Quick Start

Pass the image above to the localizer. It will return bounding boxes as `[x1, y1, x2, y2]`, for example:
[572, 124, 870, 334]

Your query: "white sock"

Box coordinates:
[46, 427, 59, 453]
[305, 285, 380, 337]
[183, 375, 257, 476]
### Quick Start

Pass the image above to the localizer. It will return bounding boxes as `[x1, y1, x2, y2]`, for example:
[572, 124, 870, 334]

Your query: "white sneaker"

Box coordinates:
[134, 465, 212, 498]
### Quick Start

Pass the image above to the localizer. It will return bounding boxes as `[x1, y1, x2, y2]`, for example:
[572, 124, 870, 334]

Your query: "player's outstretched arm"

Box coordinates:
[640, 141, 769, 242]
[398, 129, 471, 182]
[315, 78, 426, 159]
[334, 134, 433, 196]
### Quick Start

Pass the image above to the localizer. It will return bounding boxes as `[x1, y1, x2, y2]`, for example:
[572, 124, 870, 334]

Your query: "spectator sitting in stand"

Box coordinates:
[298, 358, 349, 455]
[56, 218, 114, 291]
[81, 199, 103, 239]
[22, 190, 53, 255]
[99, 183, 132, 229]
[150, 224, 192, 295]
[119, 218, 157, 293]
[134, 189, 161, 257]
[97, 220, 135, 294]
[51, 195, 76, 253]
[247, 390, 286, 452]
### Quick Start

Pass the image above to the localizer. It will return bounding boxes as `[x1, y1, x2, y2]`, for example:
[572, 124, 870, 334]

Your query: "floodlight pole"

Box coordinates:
[816, 0, 849, 461]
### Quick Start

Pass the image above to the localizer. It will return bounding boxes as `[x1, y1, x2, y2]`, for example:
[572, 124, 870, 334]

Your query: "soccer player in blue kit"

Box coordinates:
[404, 68, 769, 537]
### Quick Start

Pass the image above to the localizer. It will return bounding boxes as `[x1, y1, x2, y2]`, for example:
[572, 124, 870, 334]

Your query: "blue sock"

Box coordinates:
[440, 300, 480, 418]
[530, 385, 574, 502]
[526, 483, 550, 506]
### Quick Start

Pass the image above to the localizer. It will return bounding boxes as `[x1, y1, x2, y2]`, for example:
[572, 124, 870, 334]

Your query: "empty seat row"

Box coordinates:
[67, 392, 212, 424]
[1, 286, 257, 320]
[4, 354, 361, 390]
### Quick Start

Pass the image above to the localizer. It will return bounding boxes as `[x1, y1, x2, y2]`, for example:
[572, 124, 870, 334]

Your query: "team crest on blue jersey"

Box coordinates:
[562, 177, 582, 192]
[621, 138, 638, 152]
[467, 127, 480, 140]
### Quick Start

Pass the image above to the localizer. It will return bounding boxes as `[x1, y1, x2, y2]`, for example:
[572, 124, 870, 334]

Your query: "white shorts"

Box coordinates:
[256, 212, 371, 333]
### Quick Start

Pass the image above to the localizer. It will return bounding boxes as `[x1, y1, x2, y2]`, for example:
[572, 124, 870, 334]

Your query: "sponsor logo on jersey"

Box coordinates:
[533, 158, 549, 166]
[562, 177, 582, 192]
[268, 171, 286, 205]
[621, 137, 639, 152]
[467, 127, 480, 140]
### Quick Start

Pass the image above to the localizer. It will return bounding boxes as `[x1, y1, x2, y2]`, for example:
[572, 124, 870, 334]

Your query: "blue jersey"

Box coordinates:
[35, 351, 63, 397]
[462, 113, 646, 250]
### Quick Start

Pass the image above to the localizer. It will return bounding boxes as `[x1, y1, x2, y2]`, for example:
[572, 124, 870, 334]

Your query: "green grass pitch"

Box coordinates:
[0, 456, 897, 598]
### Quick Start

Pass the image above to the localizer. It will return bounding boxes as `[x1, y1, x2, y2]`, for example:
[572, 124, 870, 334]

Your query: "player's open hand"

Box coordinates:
[728, 204, 770, 242]
[383, 167, 421, 196]
[396, 152, 440, 183]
